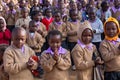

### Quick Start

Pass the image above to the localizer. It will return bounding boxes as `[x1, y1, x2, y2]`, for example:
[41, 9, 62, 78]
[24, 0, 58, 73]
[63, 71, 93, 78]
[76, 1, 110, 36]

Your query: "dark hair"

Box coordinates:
[44, 8, 52, 14]
[101, 1, 109, 7]
[47, 30, 62, 40]
[30, 11, 40, 19]
[53, 11, 62, 17]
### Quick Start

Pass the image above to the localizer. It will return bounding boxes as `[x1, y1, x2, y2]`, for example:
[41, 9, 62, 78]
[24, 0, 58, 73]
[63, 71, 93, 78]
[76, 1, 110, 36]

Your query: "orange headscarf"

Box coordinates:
[104, 17, 120, 41]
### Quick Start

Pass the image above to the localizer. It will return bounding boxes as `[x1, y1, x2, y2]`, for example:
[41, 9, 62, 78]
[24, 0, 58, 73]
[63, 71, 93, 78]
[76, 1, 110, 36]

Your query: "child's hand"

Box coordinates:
[95, 57, 104, 65]
[53, 49, 59, 61]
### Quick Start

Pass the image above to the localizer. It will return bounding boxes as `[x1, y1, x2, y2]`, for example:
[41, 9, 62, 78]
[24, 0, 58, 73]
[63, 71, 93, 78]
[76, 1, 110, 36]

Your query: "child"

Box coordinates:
[110, 0, 120, 23]
[0, 44, 9, 80]
[15, 7, 31, 28]
[88, 7, 103, 50]
[67, 10, 80, 52]
[0, 17, 11, 45]
[40, 30, 71, 80]
[49, 11, 67, 49]
[3, 27, 38, 80]
[96, 1, 111, 23]
[41, 8, 54, 31]
[99, 17, 120, 80]
[26, 20, 44, 55]
[5, 1, 16, 32]
[72, 21, 103, 80]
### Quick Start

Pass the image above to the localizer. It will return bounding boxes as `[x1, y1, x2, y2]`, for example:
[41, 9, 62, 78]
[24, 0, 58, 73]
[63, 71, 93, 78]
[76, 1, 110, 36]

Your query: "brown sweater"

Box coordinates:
[72, 44, 95, 80]
[99, 40, 120, 72]
[26, 31, 44, 53]
[49, 21, 67, 41]
[67, 21, 80, 42]
[40, 49, 71, 80]
[3, 44, 36, 80]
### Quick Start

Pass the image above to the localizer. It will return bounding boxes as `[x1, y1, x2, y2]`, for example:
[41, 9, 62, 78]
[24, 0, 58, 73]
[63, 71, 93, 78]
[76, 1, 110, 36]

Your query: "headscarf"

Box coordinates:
[104, 17, 120, 41]
[77, 20, 93, 43]
[0, 16, 7, 30]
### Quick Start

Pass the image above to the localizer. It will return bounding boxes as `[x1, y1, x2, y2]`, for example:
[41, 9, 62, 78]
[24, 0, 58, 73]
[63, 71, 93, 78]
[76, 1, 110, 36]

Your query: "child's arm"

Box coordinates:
[3, 50, 28, 74]
[99, 41, 120, 62]
[56, 51, 71, 70]
[40, 52, 56, 72]
[72, 49, 95, 70]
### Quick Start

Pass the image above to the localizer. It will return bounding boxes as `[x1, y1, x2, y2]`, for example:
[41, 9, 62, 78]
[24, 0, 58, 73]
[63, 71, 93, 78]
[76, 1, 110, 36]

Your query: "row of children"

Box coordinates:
[0, 17, 120, 80]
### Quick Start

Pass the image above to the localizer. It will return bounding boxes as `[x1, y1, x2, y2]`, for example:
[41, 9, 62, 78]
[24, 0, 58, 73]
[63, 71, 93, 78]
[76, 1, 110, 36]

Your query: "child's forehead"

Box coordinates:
[49, 34, 61, 39]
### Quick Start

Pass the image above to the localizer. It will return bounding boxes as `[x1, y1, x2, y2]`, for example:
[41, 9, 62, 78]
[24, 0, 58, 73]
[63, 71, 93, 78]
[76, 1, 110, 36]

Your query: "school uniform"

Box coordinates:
[49, 21, 68, 49]
[26, 31, 44, 54]
[0, 29, 11, 45]
[67, 20, 80, 51]
[72, 43, 96, 80]
[99, 39, 120, 80]
[3, 44, 37, 80]
[40, 47, 71, 80]
[15, 16, 31, 28]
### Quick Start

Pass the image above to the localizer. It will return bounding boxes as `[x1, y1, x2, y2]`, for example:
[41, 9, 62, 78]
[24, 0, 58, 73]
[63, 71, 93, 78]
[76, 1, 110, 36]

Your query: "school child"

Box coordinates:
[69, 1, 77, 11]
[26, 20, 44, 55]
[96, 1, 111, 23]
[77, 2, 82, 21]
[41, 8, 54, 31]
[15, 7, 31, 28]
[110, 0, 120, 23]
[31, 11, 47, 38]
[99, 17, 120, 80]
[30, 0, 42, 16]
[49, 11, 67, 49]
[72, 21, 103, 80]
[88, 7, 103, 50]
[0, 44, 9, 80]
[3, 27, 38, 80]
[40, 30, 71, 80]
[0, 17, 11, 45]
[67, 9, 80, 52]
[5, 1, 16, 32]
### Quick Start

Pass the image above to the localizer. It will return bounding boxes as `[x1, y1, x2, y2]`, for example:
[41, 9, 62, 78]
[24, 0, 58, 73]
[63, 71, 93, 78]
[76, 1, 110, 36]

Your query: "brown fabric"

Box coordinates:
[99, 40, 120, 72]
[71, 44, 95, 80]
[26, 31, 44, 53]
[40, 49, 71, 80]
[3, 44, 36, 80]
[67, 21, 80, 42]
[49, 21, 67, 41]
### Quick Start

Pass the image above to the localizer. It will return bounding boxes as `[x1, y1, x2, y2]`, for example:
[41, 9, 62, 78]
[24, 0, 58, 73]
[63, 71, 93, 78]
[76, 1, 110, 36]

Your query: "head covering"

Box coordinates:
[0, 16, 7, 30]
[104, 17, 120, 41]
[77, 20, 93, 43]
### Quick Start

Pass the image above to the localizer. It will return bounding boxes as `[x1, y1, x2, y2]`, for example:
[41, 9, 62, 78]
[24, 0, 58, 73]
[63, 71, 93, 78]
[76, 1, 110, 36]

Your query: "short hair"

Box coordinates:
[30, 11, 40, 20]
[101, 1, 109, 7]
[47, 30, 62, 40]
[12, 27, 26, 37]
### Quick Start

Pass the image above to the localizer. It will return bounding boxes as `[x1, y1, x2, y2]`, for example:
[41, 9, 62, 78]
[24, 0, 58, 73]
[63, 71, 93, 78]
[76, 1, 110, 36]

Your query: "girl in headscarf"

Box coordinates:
[0, 16, 11, 45]
[72, 21, 103, 80]
[99, 17, 120, 80]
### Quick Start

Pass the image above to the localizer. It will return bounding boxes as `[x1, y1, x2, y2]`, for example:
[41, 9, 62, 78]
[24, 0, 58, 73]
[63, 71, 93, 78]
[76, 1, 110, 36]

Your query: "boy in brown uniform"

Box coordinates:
[3, 27, 38, 80]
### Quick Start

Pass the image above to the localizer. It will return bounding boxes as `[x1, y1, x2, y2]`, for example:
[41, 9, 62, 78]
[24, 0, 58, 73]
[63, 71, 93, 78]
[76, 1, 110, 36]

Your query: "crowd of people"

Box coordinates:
[0, 0, 120, 80]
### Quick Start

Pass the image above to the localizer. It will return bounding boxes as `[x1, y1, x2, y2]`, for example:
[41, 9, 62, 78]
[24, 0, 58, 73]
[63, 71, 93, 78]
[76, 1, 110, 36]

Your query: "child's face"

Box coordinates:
[102, 3, 109, 12]
[70, 12, 78, 21]
[21, 10, 28, 18]
[105, 22, 118, 38]
[48, 35, 62, 52]
[33, 0, 38, 5]
[82, 28, 93, 44]
[46, 9, 52, 17]
[34, 13, 40, 21]
[54, 13, 61, 22]
[30, 22, 38, 32]
[0, 19, 4, 31]
[12, 31, 26, 48]
[88, 10, 96, 21]
[70, 2, 77, 10]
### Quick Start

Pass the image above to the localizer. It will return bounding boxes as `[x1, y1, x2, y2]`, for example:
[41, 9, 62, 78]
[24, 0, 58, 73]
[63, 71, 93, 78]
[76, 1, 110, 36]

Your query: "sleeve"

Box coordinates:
[3, 50, 27, 74]
[99, 41, 120, 62]
[15, 19, 20, 27]
[4, 29, 11, 40]
[72, 49, 95, 70]
[41, 23, 47, 38]
[48, 23, 53, 32]
[56, 51, 71, 70]
[40, 52, 56, 72]
[95, 19, 103, 34]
